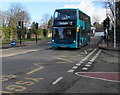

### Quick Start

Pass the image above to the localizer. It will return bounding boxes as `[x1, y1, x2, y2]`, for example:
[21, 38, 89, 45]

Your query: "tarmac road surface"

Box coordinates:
[1, 36, 119, 94]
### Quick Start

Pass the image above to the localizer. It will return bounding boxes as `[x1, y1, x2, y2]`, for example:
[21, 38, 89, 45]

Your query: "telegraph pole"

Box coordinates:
[114, 0, 116, 48]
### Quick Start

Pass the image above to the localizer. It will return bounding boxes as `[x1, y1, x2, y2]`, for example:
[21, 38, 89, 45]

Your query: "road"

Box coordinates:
[1, 36, 119, 94]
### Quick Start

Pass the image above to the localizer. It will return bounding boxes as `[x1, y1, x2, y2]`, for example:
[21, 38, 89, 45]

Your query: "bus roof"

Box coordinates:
[55, 8, 90, 17]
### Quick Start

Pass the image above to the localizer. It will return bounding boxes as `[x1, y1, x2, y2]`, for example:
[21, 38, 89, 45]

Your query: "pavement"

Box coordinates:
[1, 38, 51, 49]
[98, 39, 120, 58]
[99, 42, 120, 51]
[1, 37, 119, 58]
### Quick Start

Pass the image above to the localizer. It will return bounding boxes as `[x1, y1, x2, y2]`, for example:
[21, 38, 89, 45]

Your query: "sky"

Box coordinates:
[1, 0, 109, 25]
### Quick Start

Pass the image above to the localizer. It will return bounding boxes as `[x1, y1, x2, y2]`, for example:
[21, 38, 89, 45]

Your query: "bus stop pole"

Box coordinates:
[114, 0, 116, 48]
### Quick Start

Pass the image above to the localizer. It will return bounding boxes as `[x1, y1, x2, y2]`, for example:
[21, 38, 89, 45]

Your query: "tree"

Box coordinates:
[47, 16, 53, 32]
[94, 0, 114, 22]
[93, 22, 104, 32]
[22, 27, 27, 39]
[2, 26, 11, 41]
[104, 0, 114, 16]
[1, 3, 31, 41]
[92, 15, 100, 24]
[31, 22, 39, 43]
[41, 13, 50, 29]
[0, 11, 10, 26]
[2, 26, 17, 41]
[38, 28, 43, 35]
[31, 22, 36, 35]
[8, 3, 30, 27]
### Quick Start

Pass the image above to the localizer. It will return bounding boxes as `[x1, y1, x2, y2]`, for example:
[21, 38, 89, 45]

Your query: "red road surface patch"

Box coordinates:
[75, 72, 120, 83]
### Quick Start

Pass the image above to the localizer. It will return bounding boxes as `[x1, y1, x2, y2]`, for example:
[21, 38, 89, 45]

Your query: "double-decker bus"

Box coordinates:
[51, 8, 91, 48]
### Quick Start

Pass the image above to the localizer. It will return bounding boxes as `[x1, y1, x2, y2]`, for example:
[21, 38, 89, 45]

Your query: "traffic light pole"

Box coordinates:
[20, 21, 22, 45]
[106, 28, 109, 47]
[35, 22, 38, 43]
[20, 28, 22, 45]
[35, 34, 37, 43]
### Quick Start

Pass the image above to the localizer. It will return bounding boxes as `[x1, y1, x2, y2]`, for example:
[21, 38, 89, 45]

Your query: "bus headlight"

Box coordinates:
[52, 39, 54, 42]
[73, 40, 76, 43]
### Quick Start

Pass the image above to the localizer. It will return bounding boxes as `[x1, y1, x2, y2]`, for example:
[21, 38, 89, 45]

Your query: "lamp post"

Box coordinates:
[114, 0, 116, 48]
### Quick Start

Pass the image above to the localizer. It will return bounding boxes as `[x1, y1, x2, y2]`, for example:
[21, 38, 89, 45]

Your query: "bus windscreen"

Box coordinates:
[54, 10, 77, 20]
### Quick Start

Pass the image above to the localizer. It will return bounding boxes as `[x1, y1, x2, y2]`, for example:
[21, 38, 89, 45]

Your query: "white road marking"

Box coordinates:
[83, 58, 87, 60]
[85, 64, 91, 67]
[67, 69, 74, 73]
[76, 63, 81, 66]
[72, 66, 78, 69]
[52, 77, 63, 85]
[87, 62, 92, 65]
[75, 72, 120, 73]
[67, 48, 97, 73]
[82, 59, 86, 61]
[89, 50, 101, 63]
[84, 50, 87, 54]
[82, 68, 88, 70]
[82, 50, 102, 71]
[83, 48, 97, 60]
[79, 61, 83, 64]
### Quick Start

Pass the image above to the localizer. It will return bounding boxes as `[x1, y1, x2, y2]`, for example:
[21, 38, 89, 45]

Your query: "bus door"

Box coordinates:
[80, 26, 84, 47]
[77, 26, 82, 48]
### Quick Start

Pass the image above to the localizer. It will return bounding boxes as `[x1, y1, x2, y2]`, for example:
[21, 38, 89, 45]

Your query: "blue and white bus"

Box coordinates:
[51, 8, 91, 48]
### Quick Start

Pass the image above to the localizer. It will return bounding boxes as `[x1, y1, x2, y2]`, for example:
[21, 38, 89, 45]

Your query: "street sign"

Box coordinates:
[10, 41, 16, 47]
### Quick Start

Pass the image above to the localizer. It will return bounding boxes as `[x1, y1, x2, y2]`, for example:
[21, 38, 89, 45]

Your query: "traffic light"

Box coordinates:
[103, 19, 106, 28]
[18, 21, 21, 29]
[18, 20, 24, 29]
[103, 17, 110, 29]
[106, 17, 110, 28]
